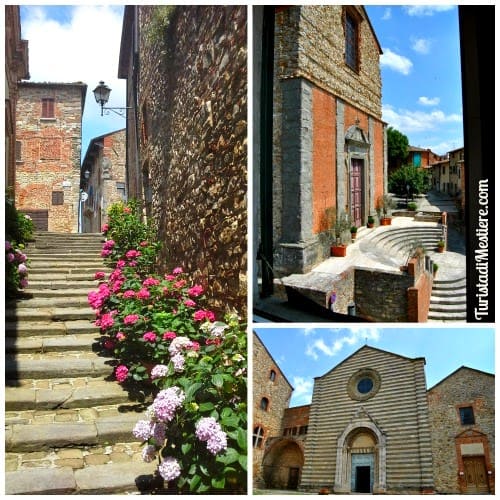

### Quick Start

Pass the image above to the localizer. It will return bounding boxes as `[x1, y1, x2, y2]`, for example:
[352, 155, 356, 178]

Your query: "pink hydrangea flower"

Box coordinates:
[116, 332, 126, 341]
[103, 240, 115, 250]
[18, 263, 28, 275]
[7, 252, 15, 263]
[158, 457, 181, 482]
[151, 364, 169, 379]
[5, 241, 12, 251]
[20, 278, 29, 288]
[143, 331, 157, 342]
[184, 299, 196, 308]
[124, 314, 140, 325]
[116, 259, 126, 268]
[136, 288, 151, 300]
[115, 365, 129, 382]
[123, 290, 136, 299]
[151, 386, 185, 422]
[125, 249, 141, 259]
[143, 277, 160, 287]
[94, 271, 106, 280]
[172, 267, 183, 275]
[139, 241, 149, 247]
[103, 339, 115, 350]
[187, 284, 204, 297]
[193, 310, 216, 322]
[101, 223, 109, 233]
[101, 248, 112, 258]
[163, 331, 177, 340]
[195, 417, 227, 455]
[98, 313, 115, 330]
[123, 207, 132, 214]
[165, 274, 176, 281]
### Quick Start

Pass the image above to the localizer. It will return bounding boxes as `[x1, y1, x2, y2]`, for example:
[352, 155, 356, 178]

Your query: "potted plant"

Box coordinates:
[350, 226, 358, 240]
[367, 215, 375, 228]
[377, 194, 396, 225]
[331, 211, 352, 257]
[433, 262, 439, 277]
[407, 201, 417, 212]
[436, 240, 445, 253]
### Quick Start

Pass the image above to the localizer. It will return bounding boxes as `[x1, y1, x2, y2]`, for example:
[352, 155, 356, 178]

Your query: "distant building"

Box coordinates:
[406, 146, 440, 169]
[5, 5, 29, 195]
[118, 6, 247, 315]
[15, 81, 87, 232]
[448, 147, 465, 208]
[80, 129, 126, 233]
[253, 334, 495, 494]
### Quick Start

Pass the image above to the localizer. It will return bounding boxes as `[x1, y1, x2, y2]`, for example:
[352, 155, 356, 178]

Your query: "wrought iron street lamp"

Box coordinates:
[93, 81, 129, 117]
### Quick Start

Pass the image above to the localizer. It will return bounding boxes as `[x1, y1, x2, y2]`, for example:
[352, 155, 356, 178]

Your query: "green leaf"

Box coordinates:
[189, 474, 201, 492]
[212, 374, 224, 388]
[211, 477, 226, 489]
[181, 443, 192, 455]
[198, 401, 215, 412]
[236, 428, 247, 451]
[238, 453, 248, 471]
[184, 382, 202, 402]
[216, 447, 239, 465]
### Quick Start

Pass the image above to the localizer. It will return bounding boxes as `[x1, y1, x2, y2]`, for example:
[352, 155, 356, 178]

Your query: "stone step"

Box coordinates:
[429, 294, 466, 305]
[5, 461, 158, 495]
[5, 307, 95, 323]
[21, 288, 93, 299]
[429, 302, 466, 314]
[5, 377, 132, 411]
[7, 296, 92, 309]
[6, 353, 113, 380]
[28, 272, 99, 282]
[432, 282, 466, 292]
[431, 288, 466, 298]
[427, 310, 467, 321]
[25, 280, 97, 290]
[5, 319, 99, 338]
[5, 411, 144, 452]
[5, 333, 99, 354]
[26, 253, 104, 260]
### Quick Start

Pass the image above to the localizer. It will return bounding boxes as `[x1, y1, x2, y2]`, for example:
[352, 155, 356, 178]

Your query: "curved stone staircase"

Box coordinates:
[5, 233, 157, 494]
[428, 276, 467, 322]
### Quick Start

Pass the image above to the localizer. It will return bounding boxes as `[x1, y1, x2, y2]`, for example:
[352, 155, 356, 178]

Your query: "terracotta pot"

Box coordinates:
[437, 246, 444, 253]
[367, 222, 374, 228]
[351, 232, 357, 239]
[331, 245, 347, 257]
[380, 217, 391, 226]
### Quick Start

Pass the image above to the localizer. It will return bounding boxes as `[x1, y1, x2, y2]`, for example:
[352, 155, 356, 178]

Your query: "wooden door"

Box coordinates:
[463, 456, 489, 493]
[350, 159, 363, 227]
[287, 467, 300, 490]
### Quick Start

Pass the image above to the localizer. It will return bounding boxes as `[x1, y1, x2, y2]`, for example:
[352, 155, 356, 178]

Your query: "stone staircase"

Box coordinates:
[5, 232, 157, 495]
[428, 276, 467, 322]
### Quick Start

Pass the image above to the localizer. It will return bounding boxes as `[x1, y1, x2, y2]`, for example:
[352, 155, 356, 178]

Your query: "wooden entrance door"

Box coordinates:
[463, 456, 489, 493]
[350, 159, 363, 227]
[287, 467, 300, 490]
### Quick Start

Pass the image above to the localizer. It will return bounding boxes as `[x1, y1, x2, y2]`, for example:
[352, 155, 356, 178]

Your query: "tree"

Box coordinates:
[388, 164, 431, 198]
[387, 126, 409, 172]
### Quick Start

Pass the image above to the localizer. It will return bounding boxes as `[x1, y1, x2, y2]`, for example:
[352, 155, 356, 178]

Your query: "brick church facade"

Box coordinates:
[253, 333, 495, 494]
[263, 6, 387, 276]
[15, 82, 87, 232]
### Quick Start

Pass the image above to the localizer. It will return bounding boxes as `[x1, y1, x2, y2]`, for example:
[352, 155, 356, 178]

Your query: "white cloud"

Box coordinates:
[382, 8, 392, 21]
[380, 48, 413, 75]
[418, 96, 440, 106]
[403, 6, 455, 17]
[291, 376, 314, 404]
[382, 104, 462, 133]
[411, 37, 431, 55]
[305, 328, 380, 361]
[21, 5, 126, 151]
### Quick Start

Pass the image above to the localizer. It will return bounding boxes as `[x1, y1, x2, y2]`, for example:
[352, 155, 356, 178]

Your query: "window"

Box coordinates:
[260, 397, 269, 411]
[269, 369, 276, 382]
[357, 377, 374, 394]
[459, 406, 475, 425]
[116, 182, 126, 202]
[253, 426, 265, 448]
[345, 10, 359, 71]
[52, 191, 64, 205]
[41, 98, 55, 119]
[299, 425, 308, 435]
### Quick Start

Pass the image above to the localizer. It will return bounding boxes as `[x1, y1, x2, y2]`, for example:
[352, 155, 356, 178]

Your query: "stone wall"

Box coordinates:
[16, 82, 85, 233]
[138, 6, 247, 316]
[253, 333, 293, 489]
[428, 368, 495, 494]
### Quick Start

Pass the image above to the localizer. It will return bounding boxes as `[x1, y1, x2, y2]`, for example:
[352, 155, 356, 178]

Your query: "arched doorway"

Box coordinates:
[335, 418, 387, 494]
[262, 439, 305, 490]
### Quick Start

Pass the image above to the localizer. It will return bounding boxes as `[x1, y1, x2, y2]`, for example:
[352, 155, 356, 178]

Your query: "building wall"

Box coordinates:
[300, 346, 434, 493]
[136, 5, 247, 315]
[253, 333, 293, 489]
[272, 6, 386, 275]
[428, 368, 495, 494]
[15, 82, 85, 233]
[5, 6, 29, 196]
[81, 129, 126, 233]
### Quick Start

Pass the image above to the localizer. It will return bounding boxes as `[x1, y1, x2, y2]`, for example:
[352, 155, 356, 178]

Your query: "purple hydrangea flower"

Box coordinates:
[151, 386, 185, 422]
[158, 457, 181, 482]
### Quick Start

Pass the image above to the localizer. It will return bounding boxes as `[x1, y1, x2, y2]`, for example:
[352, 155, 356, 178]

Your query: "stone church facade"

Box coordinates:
[253, 337, 495, 494]
[271, 6, 387, 275]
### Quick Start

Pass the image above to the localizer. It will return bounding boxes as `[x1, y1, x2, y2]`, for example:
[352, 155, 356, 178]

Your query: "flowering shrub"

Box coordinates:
[89, 201, 247, 493]
[5, 196, 33, 298]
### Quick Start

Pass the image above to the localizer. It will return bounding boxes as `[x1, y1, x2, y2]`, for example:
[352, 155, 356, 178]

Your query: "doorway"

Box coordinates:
[287, 467, 300, 490]
[350, 158, 363, 227]
[463, 456, 489, 493]
[351, 452, 374, 493]
[355, 465, 371, 493]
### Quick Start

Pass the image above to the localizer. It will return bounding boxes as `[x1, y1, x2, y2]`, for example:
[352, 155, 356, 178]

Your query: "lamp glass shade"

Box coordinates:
[93, 81, 111, 105]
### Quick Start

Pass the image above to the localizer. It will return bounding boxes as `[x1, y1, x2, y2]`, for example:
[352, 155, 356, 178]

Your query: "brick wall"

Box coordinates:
[253, 333, 293, 488]
[138, 6, 247, 316]
[16, 82, 85, 233]
[428, 368, 495, 494]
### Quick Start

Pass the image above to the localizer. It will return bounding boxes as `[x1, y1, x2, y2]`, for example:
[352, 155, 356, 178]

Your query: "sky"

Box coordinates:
[18, 4, 464, 162]
[19, 5, 126, 158]
[365, 5, 463, 154]
[254, 326, 495, 407]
